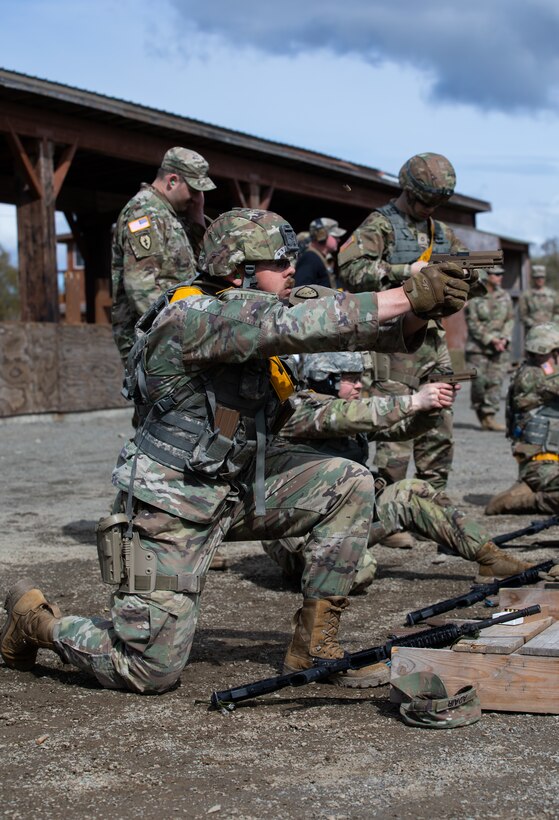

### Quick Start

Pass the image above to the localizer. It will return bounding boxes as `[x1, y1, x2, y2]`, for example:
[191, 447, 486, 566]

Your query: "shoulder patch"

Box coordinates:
[128, 216, 151, 233]
[339, 235, 355, 253]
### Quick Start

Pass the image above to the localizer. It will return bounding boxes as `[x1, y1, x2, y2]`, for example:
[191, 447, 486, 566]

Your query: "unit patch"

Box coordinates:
[139, 234, 152, 251]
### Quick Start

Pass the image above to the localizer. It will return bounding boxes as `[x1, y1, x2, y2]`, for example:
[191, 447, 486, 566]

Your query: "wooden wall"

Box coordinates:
[0, 323, 128, 416]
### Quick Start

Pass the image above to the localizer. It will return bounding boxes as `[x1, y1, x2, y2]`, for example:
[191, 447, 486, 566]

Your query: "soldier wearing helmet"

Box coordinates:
[261, 348, 539, 654]
[465, 265, 513, 431]
[1, 208, 471, 695]
[338, 152, 468, 547]
[486, 322, 559, 515]
[518, 264, 559, 332]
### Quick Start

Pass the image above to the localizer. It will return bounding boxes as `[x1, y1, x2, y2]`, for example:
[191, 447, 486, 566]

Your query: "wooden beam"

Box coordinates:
[53, 140, 78, 198]
[6, 124, 43, 198]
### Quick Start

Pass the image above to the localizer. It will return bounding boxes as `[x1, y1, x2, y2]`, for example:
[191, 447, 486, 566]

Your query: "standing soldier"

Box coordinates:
[465, 266, 513, 431]
[519, 265, 559, 332]
[294, 217, 346, 289]
[111, 146, 215, 363]
[338, 152, 466, 547]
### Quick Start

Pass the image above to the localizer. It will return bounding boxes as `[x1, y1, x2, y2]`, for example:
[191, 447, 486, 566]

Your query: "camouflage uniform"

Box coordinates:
[518, 285, 559, 331]
[263, 389, 492, 583]
[111, 148, 214, 362]
[338, 199, 464, 490]
[52, 221, 424, 693]
[506, 359, 559, 511]
[465, 286, 513, 419]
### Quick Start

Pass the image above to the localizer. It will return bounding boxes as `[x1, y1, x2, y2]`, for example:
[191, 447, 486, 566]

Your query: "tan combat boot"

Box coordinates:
[485, 481, 538, 515]
[480, 414, 506, 432]
[474, 541, 534, 581]
[283, 596, 390, 688]
[380, 531, 415, 549]
[1, 579, 61, 671]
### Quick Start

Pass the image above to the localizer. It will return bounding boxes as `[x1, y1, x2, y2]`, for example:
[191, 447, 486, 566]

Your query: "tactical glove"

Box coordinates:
[403, 262, 469, 319]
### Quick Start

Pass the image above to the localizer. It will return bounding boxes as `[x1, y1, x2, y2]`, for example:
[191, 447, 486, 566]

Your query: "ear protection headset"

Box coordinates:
[312, 219, 328, 242]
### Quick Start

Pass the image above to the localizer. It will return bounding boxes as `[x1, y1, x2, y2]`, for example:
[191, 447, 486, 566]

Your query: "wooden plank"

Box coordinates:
[499, 588, 559, 620]
[467, 615, 554, 639]
[452, 636, 524, 654]
[391, 647, 559, 713]
[57, 325, 127, 412]
[0, 322, 58, 415]
[519, 621, 559, 657]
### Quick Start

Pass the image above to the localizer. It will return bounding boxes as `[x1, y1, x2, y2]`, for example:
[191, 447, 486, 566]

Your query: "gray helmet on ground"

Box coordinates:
[398, 153, 456, 205]
[198, 208, 299, 285]
[525, 323, 559, 355]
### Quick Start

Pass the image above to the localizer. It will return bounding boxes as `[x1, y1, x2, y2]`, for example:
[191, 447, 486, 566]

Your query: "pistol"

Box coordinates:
[431, 250, 503, 274]
[427, 368, 477, 387]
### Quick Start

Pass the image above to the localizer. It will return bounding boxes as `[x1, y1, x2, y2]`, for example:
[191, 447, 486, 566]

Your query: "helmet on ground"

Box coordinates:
[303, 351, 363, 395]
[525, 323, 559, 355]
[398, 153, 456, 205]
[198, 208, 299, 283]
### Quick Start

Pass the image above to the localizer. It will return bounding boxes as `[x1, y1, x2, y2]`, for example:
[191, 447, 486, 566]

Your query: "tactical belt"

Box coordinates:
[124, 572, 206, 594]
[531, 452, 559, 463]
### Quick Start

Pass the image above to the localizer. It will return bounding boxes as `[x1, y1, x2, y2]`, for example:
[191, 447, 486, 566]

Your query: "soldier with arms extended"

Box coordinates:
[263, 351, 537, 630]
[518, 265, 559, 332]
[465, 266, 513, 431]
[338, 152, 466, 547]
[486, 323, 559, 515]
[111, 146, 215, 363]
[1, 209, 470, 694]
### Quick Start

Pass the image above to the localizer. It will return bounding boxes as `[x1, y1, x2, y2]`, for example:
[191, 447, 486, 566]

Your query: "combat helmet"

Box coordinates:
[398, 153, 456, 205]
[198, 208, 299, 287]
[303, 351, 364, 395]
[524, 323, 559, 355]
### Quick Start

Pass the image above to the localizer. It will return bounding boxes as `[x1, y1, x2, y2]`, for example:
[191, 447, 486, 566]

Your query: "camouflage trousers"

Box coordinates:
[466, 350, 509, 418]
[372, 326, 453, 490]
[519, 458, 559, 513]
[262, 478, 491, 587]
[54, 451, 374, 694]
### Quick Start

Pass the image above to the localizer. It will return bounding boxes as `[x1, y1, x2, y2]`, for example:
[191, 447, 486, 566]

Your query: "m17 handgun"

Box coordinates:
[430, 250, 504, 271]
[427, 368, 477, 387]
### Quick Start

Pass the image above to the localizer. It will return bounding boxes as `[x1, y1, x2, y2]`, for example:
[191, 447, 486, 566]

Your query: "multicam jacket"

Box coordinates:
[508, 360, 559, 463]
[465, 287, 514, 355]
[113, 285, 425, 522]
[518, 287, 559, 330]
[338, 200, 465, 293]
[111, 183, 203, 361]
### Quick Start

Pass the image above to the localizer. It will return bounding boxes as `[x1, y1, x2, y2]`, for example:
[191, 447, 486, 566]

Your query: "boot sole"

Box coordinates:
[1, 578, 41, 671]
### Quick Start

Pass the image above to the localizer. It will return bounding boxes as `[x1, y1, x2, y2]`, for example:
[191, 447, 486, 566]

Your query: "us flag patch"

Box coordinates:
[128, 216, 151, 233]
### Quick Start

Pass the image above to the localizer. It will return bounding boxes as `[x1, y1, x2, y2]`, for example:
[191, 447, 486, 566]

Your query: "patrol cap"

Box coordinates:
[309, 218, 347, 241]
[391, 672, 481, 729]
[532, 264, 546, 279]
[161, 147, 216, 192]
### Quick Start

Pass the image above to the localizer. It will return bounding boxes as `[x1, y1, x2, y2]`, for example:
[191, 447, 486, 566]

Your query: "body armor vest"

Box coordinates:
[302, 433, 369, 466]
[507, 369, 559, 454]
[125, 284, 295, 513]
[376, 202, 452, 265]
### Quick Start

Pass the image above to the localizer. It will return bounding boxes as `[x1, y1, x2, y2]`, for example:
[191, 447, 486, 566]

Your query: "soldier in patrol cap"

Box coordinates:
[519, 264, 559, 332]
[111, 146, 216, 363]
[1, 207, 471, 694]
[486, 322, 559, 515]
[294, 217, 346, 289]
[338, 152, 468, 548]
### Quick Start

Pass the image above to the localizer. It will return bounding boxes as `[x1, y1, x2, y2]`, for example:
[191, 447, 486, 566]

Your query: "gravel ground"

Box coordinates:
[1, 388, 558, 819]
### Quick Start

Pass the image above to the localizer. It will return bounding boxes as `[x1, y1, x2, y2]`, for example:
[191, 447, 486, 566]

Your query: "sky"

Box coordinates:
[2, 0, 559, 263]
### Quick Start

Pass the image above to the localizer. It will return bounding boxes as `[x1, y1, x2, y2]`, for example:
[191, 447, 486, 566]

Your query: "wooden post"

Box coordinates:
[12, 136, 59, 322]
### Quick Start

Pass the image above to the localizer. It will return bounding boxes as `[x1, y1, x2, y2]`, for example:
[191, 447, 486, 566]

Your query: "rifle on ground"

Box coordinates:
[427, 367, 477, 388]
[493, 515, 559, 546]
[431, 250, 504, 271]
[210, 606, 540, 711]
[405, 561, 553, 625]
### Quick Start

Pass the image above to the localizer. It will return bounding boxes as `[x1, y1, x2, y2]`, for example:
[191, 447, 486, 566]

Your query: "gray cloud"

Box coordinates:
[169, 0, 559, 113]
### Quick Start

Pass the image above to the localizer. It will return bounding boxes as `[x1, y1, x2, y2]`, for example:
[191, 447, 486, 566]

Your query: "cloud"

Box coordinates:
[170, 0, 559, 113]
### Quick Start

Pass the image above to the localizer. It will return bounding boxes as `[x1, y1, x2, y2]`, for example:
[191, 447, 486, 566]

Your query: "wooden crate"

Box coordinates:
[390, 590, 559, 714]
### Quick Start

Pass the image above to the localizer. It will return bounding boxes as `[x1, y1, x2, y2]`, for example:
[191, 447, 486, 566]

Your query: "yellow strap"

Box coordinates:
[170, 286, 204, 303]
[417, 218, 435, 263]
[269, 356, 295, 401]
[531, 453, 559, 462]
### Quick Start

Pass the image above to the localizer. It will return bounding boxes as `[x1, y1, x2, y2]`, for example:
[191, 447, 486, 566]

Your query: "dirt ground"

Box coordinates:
[1, 388, 558, 819]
